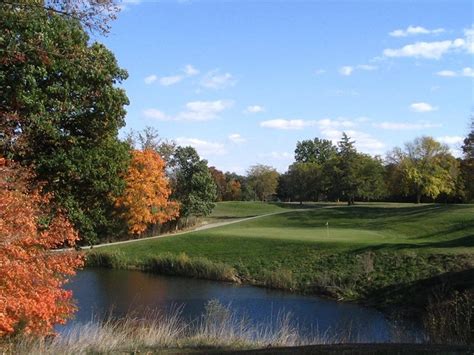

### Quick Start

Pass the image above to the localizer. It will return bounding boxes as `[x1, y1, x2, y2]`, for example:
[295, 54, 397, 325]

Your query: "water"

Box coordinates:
[62, 268, 422, 342]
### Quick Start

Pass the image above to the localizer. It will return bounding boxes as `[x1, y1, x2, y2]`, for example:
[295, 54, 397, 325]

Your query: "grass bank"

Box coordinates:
[87, 202, 474, 311]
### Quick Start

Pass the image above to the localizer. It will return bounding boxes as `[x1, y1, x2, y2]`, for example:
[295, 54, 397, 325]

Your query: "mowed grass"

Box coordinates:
[91, 202, 474, 302]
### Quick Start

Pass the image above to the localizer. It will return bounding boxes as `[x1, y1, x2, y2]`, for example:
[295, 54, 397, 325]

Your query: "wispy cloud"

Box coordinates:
[389, 26, 445, 37]
[143, 100, 234, 121]
[384, 39, 466, 59]
[145, 64, 199, 86]
[200, 69, 236, 90]
[437, 136, 465, 157]
[339, 64, 377, 76]
[144, 74, 158, 84]
[339, 66, 354, 76]
[260, 118, 356, 130]
[410, 102, 438, 112]
[374, 121, 442, 130]
[436, 67, 474, 77]
[228, 133, 246, 143]
[176, 137, 226, 156]
[244, 105, 265, 114]
[314, 69, 326, 75]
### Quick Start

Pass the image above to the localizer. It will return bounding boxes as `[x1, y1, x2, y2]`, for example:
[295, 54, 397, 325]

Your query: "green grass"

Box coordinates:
[89, 202, 474, 306]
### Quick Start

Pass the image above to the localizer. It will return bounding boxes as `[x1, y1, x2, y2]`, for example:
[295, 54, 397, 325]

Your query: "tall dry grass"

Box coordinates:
[5, 300, 354, 354]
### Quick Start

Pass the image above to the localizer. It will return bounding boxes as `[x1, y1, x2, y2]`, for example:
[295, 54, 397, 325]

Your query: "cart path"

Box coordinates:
[80, 208, 314, 250]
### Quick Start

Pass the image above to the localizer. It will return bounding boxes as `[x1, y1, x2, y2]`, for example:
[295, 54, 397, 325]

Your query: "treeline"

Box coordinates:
[210, 124, 474, 205]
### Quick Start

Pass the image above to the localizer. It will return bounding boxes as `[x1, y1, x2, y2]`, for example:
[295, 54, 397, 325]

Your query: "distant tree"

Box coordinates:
[390, 137, 459, 203]
[247, 164, 279, 201]
[295, 138, 337, 164]
[0, 3, 130, 243]
[285, 162, 322, 203]
[115, 150, 179, 235]
[0, 161, 83, 336]
[171, 147, 217, 219]
[355, 154, 387, 201]
[224, 179, 242, 201]
[209, 167, 227, 201]
[461, 116, 474, 201]
[336, 133, 359, 205]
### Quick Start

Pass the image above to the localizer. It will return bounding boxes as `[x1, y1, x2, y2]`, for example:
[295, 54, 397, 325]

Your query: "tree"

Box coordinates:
[294, 138, 337, 164]
[225, 179, 242, 201]
[336, 133, 359, 205]
[171, 147, 217, 219]
[461, 116, 474, 201]
[115, 150, 179, 235]
[247, 164, 279, 201]
[0, 161, 83, 336]
[1, 4, 130, 243]
[354, 154, 387, 201]
[125, 127, 177, 165]
[284, 162, 322, 203]
[209, 167, 227, 201]
[390, 137, 459, 203]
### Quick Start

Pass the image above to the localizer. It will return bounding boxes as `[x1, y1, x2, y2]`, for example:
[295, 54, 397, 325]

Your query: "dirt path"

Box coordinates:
[81, 208, 312, 250]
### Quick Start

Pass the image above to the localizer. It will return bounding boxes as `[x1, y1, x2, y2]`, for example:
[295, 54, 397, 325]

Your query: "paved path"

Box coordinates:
[80, 208, 312, 250]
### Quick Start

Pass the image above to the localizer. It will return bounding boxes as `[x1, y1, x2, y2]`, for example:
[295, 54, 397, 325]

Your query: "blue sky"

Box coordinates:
[101, 0, 473, 173]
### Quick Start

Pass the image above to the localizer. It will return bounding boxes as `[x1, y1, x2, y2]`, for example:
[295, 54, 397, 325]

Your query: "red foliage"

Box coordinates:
[0, 163, 84, 337]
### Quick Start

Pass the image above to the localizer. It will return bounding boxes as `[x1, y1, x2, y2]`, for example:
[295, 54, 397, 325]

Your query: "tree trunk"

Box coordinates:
[416, 192, 421, 204]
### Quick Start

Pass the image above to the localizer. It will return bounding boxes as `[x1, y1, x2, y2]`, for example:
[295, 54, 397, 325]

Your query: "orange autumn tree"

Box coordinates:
[0, 161, 84, 337]
[115, 149, 179, 235]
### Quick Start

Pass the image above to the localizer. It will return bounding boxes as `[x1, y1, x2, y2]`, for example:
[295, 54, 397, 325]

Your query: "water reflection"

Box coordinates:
[62, 268, 422, 342]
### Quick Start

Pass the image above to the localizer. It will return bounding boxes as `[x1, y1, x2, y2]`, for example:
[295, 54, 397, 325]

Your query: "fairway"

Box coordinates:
[92, 202, 474, 301]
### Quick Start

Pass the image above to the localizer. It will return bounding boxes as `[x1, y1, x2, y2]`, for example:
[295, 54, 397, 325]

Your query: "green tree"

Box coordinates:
[461, 116, 474, 201]
[390, 137, 459, 203]
[336, 133, 359, 205]
[171, 146, 217, 219]
[285, 162, 322, 203]
[0, 3, 130, 243]
[247, 164, 279, 201]
[294, 138, 337, 164]
[354, 154, 387, 201]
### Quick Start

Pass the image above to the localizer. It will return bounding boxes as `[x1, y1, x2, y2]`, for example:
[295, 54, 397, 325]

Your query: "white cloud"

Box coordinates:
[462, 67, 474, 77]
[154, 64, 200, 86]
[437, 135, 465, 157]
[389, 26, 445, 37]
[410, 102, 438, 112]
[183, 64, 199, 76]
[464, 26, 474, 53]
[201, 70, 236, 89]
[228, 133, 246, 144]
[143, 100, 233, 122]
[144, 74, 157, 84]
[160, 75, 184, 86]
[436, 70, 457, 77]
[260, 119, 310, 130]
[244, 105, 265, 114]
[435, 67, 474, 77]
[374, 121, 442, 130]
[176, 137, 226, 156]
[260, 118, 356, 131]
[437, 136, 464, 145]
[357, 64, 378, 71]
[339, 66, 354, 76]
[142, 108, 167, 120]
[383, 39, 465, 59]
[321, 129, 385, 155]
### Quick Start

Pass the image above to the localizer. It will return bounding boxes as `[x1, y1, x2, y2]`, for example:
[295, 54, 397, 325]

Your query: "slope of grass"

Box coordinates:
[89, 202, 474, 306]
[205, 201, 295, 222]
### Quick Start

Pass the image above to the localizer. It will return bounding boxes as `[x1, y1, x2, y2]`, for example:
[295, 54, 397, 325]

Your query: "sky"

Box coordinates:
[99, 0, 473, 173]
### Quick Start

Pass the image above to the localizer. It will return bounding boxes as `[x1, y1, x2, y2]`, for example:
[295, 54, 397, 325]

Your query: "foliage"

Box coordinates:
[0, 162, 83, 336]
[294, 138, 337, 164]
[0, 3, 130, 243]
[125, 127, 177, 165]
[171, 146, 217, 218]
[283, 162, 322, 202]
[209, 166, 227, 201]
[115, 149, 179, 235]
[390, 137, 459, 203]
[461, 116, 474, 202]
[247, 164, 279, 201]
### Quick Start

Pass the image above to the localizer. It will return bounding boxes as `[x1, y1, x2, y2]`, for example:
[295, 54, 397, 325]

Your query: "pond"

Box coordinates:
[62, 268, 423, 342]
